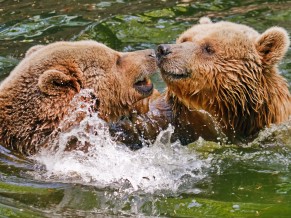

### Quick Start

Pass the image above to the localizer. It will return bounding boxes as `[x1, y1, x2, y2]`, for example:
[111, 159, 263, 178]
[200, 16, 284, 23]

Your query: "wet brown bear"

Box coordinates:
[0, 41, 157, 155]
[114, 17, 291, 146]
[155, 17, 291, 143]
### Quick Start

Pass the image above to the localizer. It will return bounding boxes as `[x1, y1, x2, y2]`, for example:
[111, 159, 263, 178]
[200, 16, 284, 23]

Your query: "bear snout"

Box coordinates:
[156, 44, 172, 61]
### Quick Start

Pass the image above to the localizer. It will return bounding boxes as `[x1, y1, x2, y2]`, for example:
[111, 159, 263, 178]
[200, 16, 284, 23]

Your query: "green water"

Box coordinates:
[0, 0, 291, 217]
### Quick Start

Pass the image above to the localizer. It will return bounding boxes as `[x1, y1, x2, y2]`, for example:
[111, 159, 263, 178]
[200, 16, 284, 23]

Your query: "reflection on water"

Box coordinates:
[0, 0, 291, 217]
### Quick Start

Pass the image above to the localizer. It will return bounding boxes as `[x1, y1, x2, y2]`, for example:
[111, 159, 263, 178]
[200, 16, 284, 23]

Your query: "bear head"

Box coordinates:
[156, 17, 291, 140]
[0, 41, 157, 154]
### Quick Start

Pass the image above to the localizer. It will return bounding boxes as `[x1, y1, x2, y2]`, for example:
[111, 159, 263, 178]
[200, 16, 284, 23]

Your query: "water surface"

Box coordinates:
[0, 0, 291, 217]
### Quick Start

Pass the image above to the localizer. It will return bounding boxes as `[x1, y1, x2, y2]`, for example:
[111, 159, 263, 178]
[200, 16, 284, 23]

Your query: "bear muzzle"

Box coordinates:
[156, 44, 192, 81]
[155, 44, 172, 67]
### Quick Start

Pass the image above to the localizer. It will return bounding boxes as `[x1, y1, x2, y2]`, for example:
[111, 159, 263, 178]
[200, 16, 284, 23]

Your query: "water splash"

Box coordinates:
[31, 90, 210, 194]
[31, 90, 291, 196]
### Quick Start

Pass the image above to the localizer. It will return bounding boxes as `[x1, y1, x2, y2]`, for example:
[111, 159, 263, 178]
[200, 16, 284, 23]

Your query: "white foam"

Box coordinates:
[31, 90, 210, 194]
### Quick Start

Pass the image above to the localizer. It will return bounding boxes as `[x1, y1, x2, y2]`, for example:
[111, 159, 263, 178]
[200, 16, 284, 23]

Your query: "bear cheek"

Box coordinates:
[115, 77, 137, 105]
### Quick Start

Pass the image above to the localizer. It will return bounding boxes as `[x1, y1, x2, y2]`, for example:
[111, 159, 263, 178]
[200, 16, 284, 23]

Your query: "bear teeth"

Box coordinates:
[134, 76, 153, 96]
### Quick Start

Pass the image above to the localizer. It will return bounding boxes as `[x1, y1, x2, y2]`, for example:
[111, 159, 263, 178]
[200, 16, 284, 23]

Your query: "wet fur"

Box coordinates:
[0, 41, 157, 154]
[159, 18, 291, 142]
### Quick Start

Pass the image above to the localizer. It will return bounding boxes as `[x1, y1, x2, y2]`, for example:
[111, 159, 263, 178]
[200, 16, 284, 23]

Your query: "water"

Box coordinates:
[0, 0, 291, 217]
[32, 90, 210, 194]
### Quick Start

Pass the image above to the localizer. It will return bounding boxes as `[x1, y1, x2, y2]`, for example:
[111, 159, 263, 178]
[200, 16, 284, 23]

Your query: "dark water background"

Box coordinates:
[0, 0, 291, 217]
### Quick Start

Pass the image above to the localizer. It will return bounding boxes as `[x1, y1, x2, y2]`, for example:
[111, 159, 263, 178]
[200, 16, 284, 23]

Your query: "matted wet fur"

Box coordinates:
[114, 18, 291, 146]
[0, 41, 157, 155]
[158, 17, 291, 142]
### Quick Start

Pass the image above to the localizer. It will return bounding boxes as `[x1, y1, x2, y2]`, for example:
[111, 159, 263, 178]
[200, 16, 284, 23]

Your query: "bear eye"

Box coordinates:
[180, 38, 188, 43]
[116, 56, 122, 65]
[203, 44, 215, 55]
[180, 37, 191, 43]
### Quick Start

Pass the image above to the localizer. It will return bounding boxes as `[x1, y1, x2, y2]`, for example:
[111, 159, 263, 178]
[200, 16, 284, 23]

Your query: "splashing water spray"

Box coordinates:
[32, 89, 211, 194]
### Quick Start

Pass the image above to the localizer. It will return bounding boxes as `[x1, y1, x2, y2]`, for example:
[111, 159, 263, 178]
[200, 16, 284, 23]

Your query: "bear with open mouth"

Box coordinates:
[0, 41, 157, 155]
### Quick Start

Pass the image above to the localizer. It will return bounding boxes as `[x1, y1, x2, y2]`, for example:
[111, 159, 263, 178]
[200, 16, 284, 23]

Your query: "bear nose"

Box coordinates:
[156, 44, 172, 58]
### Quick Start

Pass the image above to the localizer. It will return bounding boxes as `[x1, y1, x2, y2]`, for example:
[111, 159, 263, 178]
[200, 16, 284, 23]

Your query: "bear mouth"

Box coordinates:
[134, 76, 153, 96]
[161, 69, 191, 80]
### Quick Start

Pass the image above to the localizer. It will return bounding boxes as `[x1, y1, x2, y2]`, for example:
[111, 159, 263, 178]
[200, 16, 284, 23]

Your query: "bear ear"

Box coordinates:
[38, 69, 81, 96]
[256, 27, 290, 66]
[199, 17, 212, 24]
[25, 45, 45, 57]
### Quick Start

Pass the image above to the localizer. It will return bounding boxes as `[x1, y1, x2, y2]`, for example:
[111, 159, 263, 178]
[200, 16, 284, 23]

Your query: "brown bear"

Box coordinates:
[113, 17, 291, 146]
[0, 40, 157, 155]
[155, 17, 291, 144]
